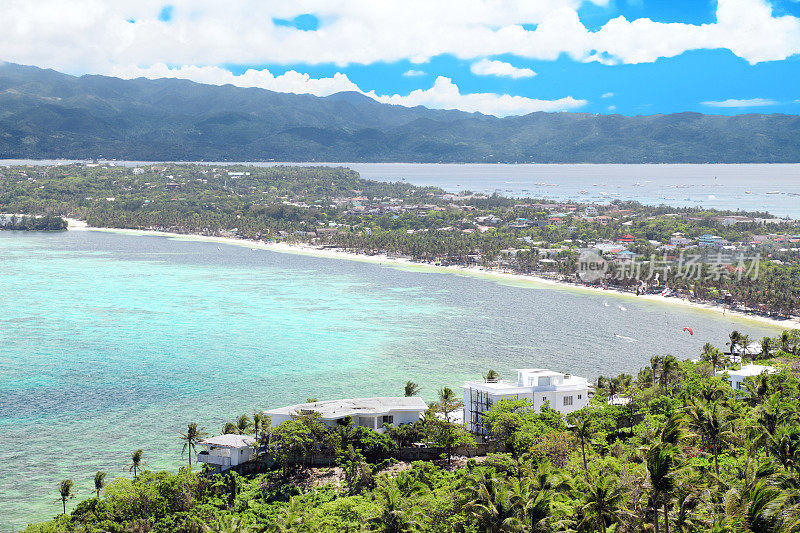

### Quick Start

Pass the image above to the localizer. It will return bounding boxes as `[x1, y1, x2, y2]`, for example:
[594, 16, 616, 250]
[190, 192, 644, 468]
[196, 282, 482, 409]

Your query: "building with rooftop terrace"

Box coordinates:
[196, 434, 256, 473]
[716, 364, 778, 396]
[263, 397, 428, 433]
[462, 369, 590, 436]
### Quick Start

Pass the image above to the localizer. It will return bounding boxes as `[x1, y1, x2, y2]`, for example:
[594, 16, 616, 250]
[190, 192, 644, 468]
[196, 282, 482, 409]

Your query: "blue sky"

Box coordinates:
[3, 0, 800, 116]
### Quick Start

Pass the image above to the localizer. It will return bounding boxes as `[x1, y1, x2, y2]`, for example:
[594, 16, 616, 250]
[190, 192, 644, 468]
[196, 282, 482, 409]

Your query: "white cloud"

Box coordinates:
[601, 92, 614, 98]
[108, 63, 360, 96]
[403, 69, 426, 77]
[367, 76, 586, 116]
[470, 59, 536, 78]
[105, 65, 583, 116]
[608, 105, 616, 110]
[701, 98, 778, 107]
[0, 0, 797, 74]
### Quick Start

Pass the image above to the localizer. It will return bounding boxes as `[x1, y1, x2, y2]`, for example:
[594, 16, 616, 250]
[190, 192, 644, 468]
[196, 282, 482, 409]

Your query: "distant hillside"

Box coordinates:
[1, 62, 799, 163]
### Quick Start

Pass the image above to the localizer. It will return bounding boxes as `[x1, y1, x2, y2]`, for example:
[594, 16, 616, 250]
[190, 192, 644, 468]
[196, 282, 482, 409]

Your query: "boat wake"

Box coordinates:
[614, 334, 636, 342]
[618, 305, 627, 311]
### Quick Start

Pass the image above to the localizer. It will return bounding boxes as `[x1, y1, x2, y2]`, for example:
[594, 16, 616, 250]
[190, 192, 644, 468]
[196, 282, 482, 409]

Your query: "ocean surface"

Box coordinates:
[0, 229, 783, 530]
[4, 161, 800, 218]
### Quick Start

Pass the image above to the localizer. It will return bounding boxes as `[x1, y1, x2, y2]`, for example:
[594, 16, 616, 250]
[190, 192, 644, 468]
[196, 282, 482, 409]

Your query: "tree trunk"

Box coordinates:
[581, 441, 587, 470]
[663, 502, 670, 533]
[62, 499, 66, 515]
[653, 505, 660, 533]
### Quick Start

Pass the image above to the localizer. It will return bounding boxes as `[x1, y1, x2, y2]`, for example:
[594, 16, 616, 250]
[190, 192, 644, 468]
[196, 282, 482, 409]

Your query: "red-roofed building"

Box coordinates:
[618, 234, 635, 243]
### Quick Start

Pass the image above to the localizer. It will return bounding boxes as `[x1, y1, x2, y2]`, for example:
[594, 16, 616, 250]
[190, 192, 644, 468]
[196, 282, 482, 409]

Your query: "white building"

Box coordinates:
[462, 369, 590, 435]
[264, 397, 428, 433]
[196, 434, 256, 472]
[717, 364, 778, 394]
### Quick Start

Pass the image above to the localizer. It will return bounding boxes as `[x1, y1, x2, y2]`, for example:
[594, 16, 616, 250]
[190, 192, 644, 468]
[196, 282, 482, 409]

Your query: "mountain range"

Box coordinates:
[1, 62, 798, 163]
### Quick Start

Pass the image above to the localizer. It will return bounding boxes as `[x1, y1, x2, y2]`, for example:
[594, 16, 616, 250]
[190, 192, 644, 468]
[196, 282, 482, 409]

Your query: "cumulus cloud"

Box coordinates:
[601, 92, 614, 98]
[403, 69, 426, 77]
[105, 64, 582, 116]
[470, 59, 536, 78]
[0, 0, 798, 73]
[108, 64, 360, 96]
[366, 76, 586, 116]
[701, 98, 779, 107]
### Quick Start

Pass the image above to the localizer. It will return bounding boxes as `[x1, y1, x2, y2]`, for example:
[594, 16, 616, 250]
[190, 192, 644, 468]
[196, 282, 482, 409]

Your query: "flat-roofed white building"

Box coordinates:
[196, 434, 256, 472]
[264, 397, 428, 433]
[717, 364, 778, 395]
[462, 369, 590, 435]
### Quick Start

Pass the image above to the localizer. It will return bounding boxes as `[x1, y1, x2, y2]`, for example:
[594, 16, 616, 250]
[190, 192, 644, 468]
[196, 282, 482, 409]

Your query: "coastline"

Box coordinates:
[67, 219, 800, 331]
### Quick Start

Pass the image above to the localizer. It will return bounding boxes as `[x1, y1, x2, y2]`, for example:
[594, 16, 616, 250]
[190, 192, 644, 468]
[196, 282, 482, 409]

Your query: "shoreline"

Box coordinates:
[67, 219, 799, 331]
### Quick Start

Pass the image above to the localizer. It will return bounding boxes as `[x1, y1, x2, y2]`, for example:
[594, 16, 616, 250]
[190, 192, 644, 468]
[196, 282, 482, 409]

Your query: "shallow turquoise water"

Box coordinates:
[0, 230, 782, 530]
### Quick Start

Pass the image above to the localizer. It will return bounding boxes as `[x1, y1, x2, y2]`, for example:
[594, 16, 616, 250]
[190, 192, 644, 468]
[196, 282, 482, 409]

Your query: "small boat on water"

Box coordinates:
[766, 191, 781, 195]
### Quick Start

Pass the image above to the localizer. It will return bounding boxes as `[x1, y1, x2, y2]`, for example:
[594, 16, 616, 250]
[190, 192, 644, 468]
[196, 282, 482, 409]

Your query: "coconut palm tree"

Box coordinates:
[93, 471, 106, 498]
[484, 369, 500, 383]
[701, 343, 729, 370]
[508, 478, 551, 533]
[404, 380, 421, 397]
[57, 479, 74, 515]
[727, 330, 742, 357]
[129, 449, 145, 477]
[436, 387, 461, 423]
[369, 483, 420, 533]
[464, 470, 520, 533]
[180, 422, 208, 466]
[660, 355, 679, 388]
[580, 472, 627, 533]
[760, 337, 774, 358]
[686, 401, 730, 478]
[650, 356, 664, 387]
[573, 414, 593, 471]
[236, 414, 252, 435]
[222, 421, 239, 434]
[647, 443, 679, 533]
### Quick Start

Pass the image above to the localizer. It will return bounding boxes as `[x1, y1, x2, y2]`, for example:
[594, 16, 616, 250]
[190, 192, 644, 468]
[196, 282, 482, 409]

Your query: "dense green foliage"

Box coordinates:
[0, 214, 66, 230]
[3, 63, 800, 162]
[25, 330, 800, 532]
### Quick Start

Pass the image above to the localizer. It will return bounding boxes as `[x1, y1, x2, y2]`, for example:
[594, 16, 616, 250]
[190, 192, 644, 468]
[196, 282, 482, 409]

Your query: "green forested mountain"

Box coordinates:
[1, 62, 799, 163]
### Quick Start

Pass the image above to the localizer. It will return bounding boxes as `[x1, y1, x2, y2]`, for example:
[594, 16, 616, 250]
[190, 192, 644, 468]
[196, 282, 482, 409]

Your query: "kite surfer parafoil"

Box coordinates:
[683, 327, 693, 335]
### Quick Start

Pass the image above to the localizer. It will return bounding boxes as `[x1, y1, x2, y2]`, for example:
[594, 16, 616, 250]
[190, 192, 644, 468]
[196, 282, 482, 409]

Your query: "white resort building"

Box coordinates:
[196, 434, 256, 472]
[264, 397, 428, 433]
[462, 369, 590, 435]
[717, 364, 778, 395]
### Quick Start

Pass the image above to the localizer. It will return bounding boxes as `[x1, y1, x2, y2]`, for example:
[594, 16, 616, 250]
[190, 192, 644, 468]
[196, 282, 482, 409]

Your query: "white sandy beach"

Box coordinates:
[66, 218, 800, 331]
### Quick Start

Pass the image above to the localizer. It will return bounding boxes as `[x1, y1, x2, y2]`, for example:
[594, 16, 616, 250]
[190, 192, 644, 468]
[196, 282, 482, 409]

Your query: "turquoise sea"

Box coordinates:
[0, 230, 783, 530]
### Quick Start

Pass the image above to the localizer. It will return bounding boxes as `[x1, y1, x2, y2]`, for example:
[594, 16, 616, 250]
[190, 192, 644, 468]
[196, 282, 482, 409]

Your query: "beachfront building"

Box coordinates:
[264, 397, 428, 433]
[716, 364, 778, 396]
[196, 434, 256, 473]
[462, 369, 590, 435]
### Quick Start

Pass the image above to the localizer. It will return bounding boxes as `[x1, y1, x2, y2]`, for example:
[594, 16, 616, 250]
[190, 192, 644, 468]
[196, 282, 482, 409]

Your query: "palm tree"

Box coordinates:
[93, 471, 106, 498]
[180, 422, 208, 466]
[580, 472, 627, 533]
[760, 337, 774, 359]
[436, 387, 461, 423]
[236, 414, 252, 435]
[660, 355, 679, 388]
[727, 330, 742, 357]
[464, 470, 520, 533]
[739, 334, 752, 363]
[778, 330, 792, 353]
[647, 443, 678, 533]
[58, 479, 74, 515]
[222, 421, 239, 434]
[508, 478, 551, 533]
[686, 401, 730, 478]
[129, 449, 145, 477]
[369, 483, 420, 533]
[701, 343, 729, 370]
[404, 380, 421, 397]
[484, 369, 500, 383]
[650, 355, 663, 387]
[573, 414, 593, 470]
[272, 496, 305, 533]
